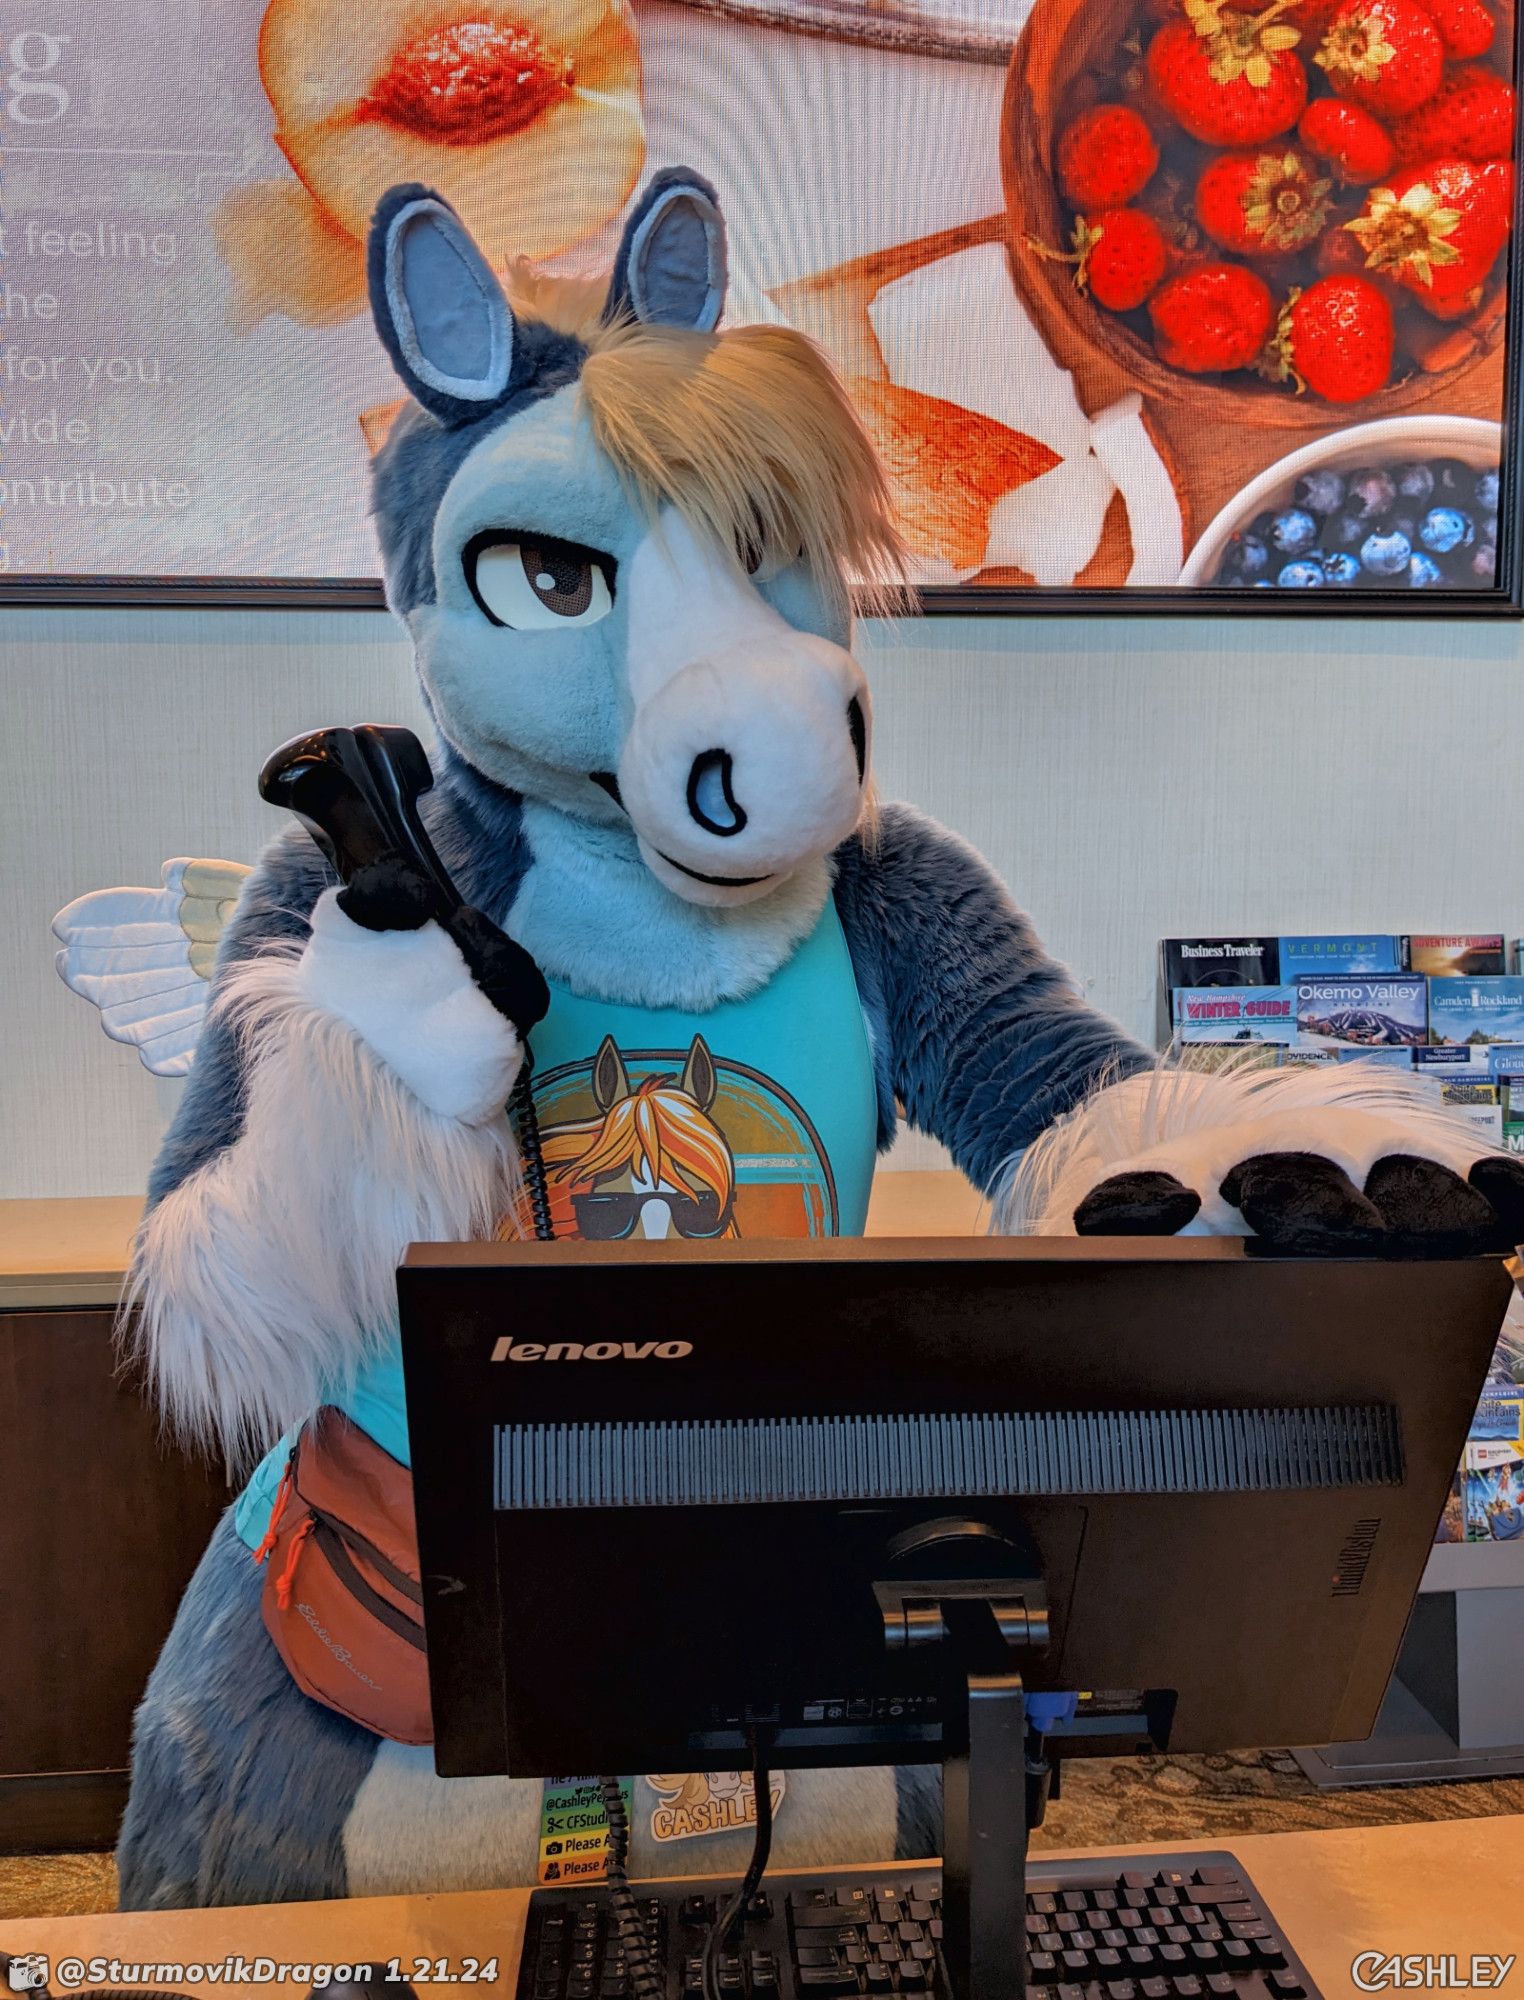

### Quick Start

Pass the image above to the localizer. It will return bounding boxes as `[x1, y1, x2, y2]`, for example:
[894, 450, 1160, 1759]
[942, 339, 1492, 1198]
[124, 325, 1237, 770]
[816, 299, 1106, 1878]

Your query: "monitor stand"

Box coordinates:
[875, 1519, 1050, 2000]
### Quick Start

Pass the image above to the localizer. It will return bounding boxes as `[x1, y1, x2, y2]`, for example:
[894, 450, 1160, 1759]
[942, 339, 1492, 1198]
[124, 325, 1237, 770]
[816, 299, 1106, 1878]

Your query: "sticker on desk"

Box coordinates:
[646, 1771, 787, 1844]
[538, 1776, 633, 1885]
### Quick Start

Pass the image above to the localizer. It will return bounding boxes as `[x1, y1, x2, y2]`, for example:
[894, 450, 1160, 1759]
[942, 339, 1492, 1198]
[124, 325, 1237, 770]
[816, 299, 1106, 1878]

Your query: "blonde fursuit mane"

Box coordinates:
[504, 261, 907, 617]
[541, 1075, 739, 1231]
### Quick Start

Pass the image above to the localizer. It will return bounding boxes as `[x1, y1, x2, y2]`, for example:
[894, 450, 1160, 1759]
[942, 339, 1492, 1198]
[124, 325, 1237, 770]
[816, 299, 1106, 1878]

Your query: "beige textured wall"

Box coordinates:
[5, 607, 1522, 1197]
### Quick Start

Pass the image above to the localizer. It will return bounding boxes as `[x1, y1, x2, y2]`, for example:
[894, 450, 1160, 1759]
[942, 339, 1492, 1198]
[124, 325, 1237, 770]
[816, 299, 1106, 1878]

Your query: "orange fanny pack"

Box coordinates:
[253, 1407, 433, 1745]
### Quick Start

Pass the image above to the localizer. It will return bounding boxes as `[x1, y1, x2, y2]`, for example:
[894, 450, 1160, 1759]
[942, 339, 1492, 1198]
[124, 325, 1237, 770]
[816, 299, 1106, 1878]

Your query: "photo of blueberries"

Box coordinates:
[1213, 458, 1502, 592]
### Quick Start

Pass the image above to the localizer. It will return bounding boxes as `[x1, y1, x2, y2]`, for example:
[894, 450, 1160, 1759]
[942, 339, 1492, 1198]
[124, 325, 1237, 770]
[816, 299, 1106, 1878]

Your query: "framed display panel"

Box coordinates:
[0, 0, 1520, 614]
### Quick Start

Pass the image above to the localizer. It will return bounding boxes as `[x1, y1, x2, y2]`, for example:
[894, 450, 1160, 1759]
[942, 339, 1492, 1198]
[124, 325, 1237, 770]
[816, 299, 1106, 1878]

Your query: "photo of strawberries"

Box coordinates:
[1148, 260, 1276, 367]
[1390, 66, 1515, 160]
[1410, 0, 1495, 56]
[1264, 272, 1396, 395]
[1146, 0, 1309, 144]
[1298, 97, 1396, 180]
[1014, 0, 1513, 414]
[1057, 103, 1161, 205]
[1314, 0, 1445, 116]
[1196, 148, 1334, 253]
[1345, 158, 1515, 317]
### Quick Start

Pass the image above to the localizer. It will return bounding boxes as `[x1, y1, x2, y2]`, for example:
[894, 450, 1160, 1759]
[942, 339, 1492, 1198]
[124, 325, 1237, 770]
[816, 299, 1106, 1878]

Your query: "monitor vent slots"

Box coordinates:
[494, 1405, 1403, 1510]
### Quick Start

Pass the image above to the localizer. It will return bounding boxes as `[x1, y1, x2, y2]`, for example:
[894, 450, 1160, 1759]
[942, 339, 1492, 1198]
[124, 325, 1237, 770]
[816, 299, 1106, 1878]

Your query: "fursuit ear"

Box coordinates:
[367, 185, 516, 424]
[606, 168, 727, 333]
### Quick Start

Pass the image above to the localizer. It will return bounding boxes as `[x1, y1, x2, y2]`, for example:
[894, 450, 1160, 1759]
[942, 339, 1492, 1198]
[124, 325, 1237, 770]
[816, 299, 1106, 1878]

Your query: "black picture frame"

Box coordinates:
[4, 5, 1521, 620]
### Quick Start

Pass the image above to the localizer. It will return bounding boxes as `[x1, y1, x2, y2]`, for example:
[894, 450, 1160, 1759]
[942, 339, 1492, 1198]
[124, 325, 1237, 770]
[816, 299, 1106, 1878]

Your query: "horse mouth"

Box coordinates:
[655, 851, 776, 889]
[591, 770, 774, 888]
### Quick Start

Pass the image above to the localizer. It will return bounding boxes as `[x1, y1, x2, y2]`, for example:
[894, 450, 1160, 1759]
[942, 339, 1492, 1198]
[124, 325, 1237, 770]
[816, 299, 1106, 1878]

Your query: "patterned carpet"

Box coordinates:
[5, 1751, 1523, 1922]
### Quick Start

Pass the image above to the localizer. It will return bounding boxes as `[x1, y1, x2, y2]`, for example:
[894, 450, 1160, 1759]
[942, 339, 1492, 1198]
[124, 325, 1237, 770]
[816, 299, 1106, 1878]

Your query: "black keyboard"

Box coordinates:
[514, 1853, 1322, 2000]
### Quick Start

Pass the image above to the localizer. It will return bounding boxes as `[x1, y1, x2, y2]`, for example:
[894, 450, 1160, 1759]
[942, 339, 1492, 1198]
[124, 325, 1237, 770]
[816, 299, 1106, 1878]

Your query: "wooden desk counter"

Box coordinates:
[2, 1819, 1520, 2000]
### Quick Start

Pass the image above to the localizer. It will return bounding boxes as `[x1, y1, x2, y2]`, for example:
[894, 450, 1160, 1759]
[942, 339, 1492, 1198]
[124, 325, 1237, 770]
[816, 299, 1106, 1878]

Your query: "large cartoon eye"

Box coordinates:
[463, 531, 615, 630]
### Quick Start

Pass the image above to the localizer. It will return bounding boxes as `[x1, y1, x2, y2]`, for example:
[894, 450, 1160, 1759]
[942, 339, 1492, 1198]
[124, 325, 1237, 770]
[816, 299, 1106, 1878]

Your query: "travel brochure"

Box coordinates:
[1161, 929, 1524, 1543]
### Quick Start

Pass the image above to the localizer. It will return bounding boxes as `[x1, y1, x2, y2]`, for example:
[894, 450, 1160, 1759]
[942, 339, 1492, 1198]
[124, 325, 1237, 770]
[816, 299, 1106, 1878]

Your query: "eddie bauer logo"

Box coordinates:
[490, 1338, 694, 1362]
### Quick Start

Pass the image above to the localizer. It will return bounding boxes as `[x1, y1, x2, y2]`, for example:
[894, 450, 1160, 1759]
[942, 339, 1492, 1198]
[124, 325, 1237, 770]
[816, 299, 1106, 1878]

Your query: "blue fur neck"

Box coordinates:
[425, 746, 829, 1010]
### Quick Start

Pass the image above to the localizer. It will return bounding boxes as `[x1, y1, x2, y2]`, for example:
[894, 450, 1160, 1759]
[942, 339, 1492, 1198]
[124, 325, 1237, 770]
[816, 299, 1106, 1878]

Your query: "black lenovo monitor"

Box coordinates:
[397, 1237, 1512, 2000]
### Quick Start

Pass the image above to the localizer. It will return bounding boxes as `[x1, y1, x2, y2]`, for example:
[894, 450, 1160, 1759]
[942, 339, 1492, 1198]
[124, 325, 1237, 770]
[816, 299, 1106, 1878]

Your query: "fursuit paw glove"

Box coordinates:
[297, 857, 549, 1127]
[1011, 1063, 1524, 1257]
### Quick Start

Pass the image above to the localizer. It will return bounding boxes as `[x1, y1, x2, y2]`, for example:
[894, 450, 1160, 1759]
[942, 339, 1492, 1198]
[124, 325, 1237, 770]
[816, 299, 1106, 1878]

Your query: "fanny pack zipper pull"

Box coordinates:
[274, 1515, 316, 1610]
[252, 1449, 299, 1566]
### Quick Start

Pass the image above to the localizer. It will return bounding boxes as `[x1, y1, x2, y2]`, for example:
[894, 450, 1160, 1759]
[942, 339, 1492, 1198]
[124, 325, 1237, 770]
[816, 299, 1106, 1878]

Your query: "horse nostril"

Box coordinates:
[687, 749, 748, 838]
[846, 696, 867, 784]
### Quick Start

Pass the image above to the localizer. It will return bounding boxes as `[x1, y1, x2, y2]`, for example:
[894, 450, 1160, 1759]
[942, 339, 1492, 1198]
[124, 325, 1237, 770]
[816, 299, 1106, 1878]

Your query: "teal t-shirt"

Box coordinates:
[234, 897, 878, 1548]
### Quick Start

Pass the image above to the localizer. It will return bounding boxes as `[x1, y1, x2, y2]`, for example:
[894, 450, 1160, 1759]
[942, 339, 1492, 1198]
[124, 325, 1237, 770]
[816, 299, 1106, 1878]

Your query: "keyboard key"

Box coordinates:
[898, 1967, 928, 1990]
[1106, 1985, 1137, 2000]
[1127, 1948, 1155, 1972]
[865, 1970, 892, 1993]
[1155, 1889, 1181, 1909]
[1057, 1985, 1088, 2000]
[1141, 1981, 1170, 2000]
[907, 1902, 935, 1924]
[1096, 1950, 1125, 1972]
[1062, 1950, 1091, 1975]
[1073, 1932, 1098, 1952]
[1193, 1868, 1242, 1886]
[1208, 1979, 1235, 1996]
[680, 1897, 713, 1927]
[1158, 1873, 1191, 1890]
[837, 1888, 870, 1909]
[1270, 1975, 1305, 1997]
[1030, 1954, 1058, 1978]
[909, 1942, 936, 1963]
[1179, 1907, 1204, 1927]
[1221, 1943, 1253, 1967]
[1165, 1927, 1192, 1946]
[1031, 1894, 1058, 1917]
[797, 1948, 841, 1968]
[896, 1921, 924, 1944]
[1036, 1933, 1064, 1954]
[1159, 1946, 1188, 1968]
[1172, 1979, 1202, 1998]
[797, 1971, 858, 1993]
[1093, 1891, 1120, 1912]
[1121, 1873, 1156, 1891]
[1190, 1944, 1221, 1967]
[1063, 1893, 1089, 1914]
[1101, 1930, 1129, 1950]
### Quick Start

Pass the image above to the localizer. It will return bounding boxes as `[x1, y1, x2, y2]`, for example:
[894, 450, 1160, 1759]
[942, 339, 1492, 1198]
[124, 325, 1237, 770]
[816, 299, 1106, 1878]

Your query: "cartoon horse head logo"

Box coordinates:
[538, 1033, 740, 1242]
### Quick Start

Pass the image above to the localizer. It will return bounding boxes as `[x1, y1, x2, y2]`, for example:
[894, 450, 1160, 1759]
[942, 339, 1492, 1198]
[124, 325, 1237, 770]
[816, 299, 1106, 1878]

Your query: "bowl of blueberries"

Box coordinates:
[1180, 417, 1502, 593]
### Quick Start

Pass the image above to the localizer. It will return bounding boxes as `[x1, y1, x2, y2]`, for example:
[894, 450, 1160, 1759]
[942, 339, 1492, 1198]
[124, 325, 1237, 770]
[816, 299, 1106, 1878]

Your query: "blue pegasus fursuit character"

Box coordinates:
[110, 169, 1524, 1909]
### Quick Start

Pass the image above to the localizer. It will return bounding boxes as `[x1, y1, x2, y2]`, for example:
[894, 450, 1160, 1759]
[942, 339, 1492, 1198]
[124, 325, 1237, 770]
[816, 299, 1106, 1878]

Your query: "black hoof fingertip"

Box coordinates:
[1074, 1171, 1202, 1237]
[1220, 1151, 1387, 1254]
[1365, 1153, 1502, 1254]
[1469, 1155, 1524, 1243]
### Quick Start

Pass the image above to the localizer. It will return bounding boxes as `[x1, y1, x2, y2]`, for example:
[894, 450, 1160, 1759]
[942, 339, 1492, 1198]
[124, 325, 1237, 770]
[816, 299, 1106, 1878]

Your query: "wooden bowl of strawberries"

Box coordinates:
[1002, 0, 1516, 530]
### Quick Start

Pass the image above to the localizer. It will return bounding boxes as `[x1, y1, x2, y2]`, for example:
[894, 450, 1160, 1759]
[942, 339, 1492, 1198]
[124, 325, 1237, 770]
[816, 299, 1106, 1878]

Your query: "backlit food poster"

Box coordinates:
[0, 0, 1515, 599]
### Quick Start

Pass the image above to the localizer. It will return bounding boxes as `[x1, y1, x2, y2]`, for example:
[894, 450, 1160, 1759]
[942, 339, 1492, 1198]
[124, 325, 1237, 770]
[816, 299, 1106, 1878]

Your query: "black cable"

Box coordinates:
[512, 1056, 555, 1243]
[702, 1730, 774, 2000]
[601, 1775, 665, 2000]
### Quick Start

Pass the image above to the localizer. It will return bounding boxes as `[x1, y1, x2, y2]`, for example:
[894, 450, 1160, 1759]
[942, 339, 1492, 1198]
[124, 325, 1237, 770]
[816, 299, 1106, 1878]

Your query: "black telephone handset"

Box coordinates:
[258, 725, 554, 1241]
